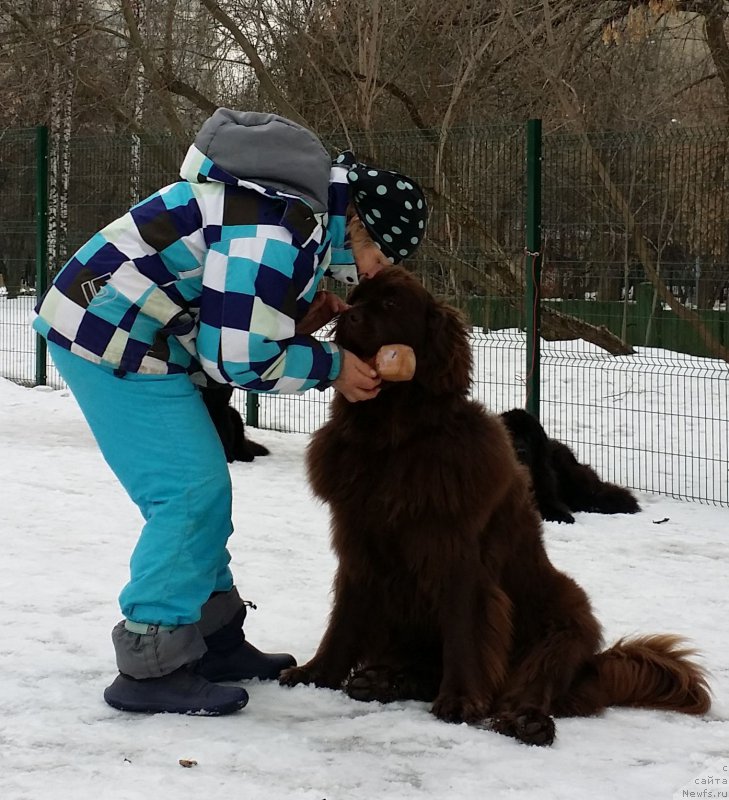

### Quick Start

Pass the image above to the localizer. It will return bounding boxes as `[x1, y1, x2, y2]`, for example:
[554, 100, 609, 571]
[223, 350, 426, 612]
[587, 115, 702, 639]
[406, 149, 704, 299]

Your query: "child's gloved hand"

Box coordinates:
[296, 291, 350, 336]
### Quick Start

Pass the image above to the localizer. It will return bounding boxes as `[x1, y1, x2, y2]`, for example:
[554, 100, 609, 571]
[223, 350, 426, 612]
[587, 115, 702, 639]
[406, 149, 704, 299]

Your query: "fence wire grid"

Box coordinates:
[0, 124, 727, 506]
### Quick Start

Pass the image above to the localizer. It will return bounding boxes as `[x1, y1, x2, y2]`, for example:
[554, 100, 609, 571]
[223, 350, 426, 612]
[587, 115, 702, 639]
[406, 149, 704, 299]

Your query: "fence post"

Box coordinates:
[246, 391, 260, 427]
[35, 125, 49, 386]
[525, 118, 542, 419]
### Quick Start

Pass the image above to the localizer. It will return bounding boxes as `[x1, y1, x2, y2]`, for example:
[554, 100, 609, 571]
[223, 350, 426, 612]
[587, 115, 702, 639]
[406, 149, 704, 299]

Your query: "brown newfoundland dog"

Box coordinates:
[280, 267, 710, 745]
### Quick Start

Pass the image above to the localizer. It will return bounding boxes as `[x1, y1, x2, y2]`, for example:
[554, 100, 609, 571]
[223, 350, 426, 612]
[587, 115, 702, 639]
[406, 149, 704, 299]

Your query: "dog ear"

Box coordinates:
[419, 299, 472, 394]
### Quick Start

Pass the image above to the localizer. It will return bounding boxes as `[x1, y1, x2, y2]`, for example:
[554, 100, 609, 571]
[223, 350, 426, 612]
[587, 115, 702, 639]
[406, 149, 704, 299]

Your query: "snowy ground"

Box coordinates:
[2, 294, 728, 505]
[1, 377, 727, 800]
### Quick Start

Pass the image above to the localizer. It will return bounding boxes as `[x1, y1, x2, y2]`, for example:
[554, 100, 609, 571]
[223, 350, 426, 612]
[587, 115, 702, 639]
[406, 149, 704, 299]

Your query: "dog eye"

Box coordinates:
[382, 298, 398, 310]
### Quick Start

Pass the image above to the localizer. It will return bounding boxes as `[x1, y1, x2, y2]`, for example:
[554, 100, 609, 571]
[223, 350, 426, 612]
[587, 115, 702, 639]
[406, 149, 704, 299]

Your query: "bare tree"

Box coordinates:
[2, 0, 729, 357]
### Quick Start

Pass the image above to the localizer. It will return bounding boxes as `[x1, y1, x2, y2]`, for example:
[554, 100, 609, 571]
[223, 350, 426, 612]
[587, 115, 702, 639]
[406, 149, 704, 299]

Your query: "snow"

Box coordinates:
[1, 292, 728, 797]
[1, 372, 728, 800]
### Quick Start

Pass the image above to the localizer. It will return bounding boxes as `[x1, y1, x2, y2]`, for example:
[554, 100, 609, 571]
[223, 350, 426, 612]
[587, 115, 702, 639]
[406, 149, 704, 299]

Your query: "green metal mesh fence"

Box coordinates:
[63, 134, 185, 259]
[0, 124, 727, 505]
[0, 129, 38, 384]
[257, 125, 530, 433]
[539, 130, 728, 506]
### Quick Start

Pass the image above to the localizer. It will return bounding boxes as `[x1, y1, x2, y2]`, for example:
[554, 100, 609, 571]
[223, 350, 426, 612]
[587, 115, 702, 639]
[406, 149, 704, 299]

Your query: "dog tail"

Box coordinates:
[566, 634, 710, 716]
[591, 483, 641, 514]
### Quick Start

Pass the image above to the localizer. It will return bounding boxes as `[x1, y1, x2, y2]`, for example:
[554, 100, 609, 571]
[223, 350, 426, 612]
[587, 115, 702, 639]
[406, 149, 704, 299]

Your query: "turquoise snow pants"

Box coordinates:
[48, 343, 235, 627]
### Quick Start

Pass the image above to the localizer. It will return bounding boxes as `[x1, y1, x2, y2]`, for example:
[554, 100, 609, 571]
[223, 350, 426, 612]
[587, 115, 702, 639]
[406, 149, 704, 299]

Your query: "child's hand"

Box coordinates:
[296, 291, 349, 336]
[332, 349, 381, 402]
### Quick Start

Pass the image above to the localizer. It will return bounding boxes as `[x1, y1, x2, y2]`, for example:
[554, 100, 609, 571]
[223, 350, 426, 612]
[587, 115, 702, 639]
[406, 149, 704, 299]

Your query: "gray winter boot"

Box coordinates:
[104, 620, 248, 715]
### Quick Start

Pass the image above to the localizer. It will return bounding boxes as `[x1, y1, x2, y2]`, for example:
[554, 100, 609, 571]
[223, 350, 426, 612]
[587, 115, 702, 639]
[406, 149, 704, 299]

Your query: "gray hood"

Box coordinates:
[184, 109, 331, 213]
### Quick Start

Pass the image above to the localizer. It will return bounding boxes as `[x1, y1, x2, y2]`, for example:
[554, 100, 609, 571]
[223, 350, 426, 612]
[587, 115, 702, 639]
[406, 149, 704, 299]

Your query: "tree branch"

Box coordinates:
[198, 0, 308, 127]
[120, 0, 185, 138]
[703, 8, 729, 122]
[164, 77, 219, 115]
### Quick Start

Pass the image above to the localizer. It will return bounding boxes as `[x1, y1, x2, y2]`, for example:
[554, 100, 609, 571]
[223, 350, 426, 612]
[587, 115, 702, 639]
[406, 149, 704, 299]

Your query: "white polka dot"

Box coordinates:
[374, 241, 381, 250]
[387, 256, 395, 264]
[404, 201, 412, 210]
[365, 214, 374, 225]
[400, 216, 409, 223]
[418, 221, 424, 228]
[368, 170, 379, 176]
[336, 154, 345, 163]
[392, 226, 401, 234]
[405, 182, 413, 190]
[383, 234, 393, 242]
[348, 171, 358, 181]
[399, 249, 408, 257]
[417, 199, 423, 208]
[372, 209, 381, 218]
[376, 185, 387, 195]
[411, 237, 419, 244]
[396, 180, 407, 190]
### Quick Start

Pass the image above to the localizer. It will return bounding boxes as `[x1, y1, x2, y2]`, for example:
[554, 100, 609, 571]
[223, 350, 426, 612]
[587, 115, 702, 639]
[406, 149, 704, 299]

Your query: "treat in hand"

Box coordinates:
[374, 344, 416, 382]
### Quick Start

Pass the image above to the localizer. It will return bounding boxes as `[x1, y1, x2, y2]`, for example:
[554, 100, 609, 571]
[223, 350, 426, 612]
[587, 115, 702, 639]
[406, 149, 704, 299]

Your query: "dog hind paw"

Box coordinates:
[490, 707, 556, 746]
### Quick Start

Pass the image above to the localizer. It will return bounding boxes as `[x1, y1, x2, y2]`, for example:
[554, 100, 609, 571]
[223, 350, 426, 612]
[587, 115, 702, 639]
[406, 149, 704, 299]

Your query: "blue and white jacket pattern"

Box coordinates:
[33, 110, 358, 393]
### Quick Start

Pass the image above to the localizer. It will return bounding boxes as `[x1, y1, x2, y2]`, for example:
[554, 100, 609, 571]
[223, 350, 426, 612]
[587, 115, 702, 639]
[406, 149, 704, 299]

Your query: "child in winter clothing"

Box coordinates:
[32, 108, 428, 715]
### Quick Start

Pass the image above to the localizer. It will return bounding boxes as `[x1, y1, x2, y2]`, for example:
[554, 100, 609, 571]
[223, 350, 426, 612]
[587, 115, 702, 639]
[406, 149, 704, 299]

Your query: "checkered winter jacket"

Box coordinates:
[33, 110, 359, 393]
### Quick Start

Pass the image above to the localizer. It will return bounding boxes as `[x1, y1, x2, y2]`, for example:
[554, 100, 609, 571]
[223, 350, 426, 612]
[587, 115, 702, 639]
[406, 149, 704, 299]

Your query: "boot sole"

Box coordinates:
[104, 692, 248, 716]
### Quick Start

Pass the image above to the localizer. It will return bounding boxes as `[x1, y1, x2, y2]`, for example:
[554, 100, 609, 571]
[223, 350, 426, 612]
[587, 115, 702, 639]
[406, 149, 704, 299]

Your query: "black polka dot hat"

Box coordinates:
[334, 151, 428, 263]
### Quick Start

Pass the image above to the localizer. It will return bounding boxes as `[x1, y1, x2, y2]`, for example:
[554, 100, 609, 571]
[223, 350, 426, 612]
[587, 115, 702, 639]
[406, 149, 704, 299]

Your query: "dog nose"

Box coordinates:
[344, 306, 363, 326]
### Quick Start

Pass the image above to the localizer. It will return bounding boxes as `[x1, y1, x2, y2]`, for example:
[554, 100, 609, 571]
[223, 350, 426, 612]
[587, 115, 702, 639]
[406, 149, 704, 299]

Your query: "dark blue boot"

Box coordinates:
[197, 606, 296, 682]
[104, 666, 249, 715]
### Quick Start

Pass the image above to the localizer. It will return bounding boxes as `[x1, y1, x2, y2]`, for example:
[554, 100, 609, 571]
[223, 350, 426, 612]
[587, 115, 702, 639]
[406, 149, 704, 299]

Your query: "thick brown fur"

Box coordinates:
[280, 267, 710, 745]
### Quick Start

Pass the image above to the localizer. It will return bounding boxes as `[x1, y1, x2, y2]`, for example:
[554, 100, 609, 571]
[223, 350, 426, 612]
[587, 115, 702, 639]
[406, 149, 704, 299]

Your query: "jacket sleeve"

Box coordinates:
[195, 226, 341, 393]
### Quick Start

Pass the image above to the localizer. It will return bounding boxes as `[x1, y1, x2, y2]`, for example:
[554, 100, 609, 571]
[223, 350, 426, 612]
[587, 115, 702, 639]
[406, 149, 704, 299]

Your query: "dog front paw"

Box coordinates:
[279, 665, 315, 687]
[491, 707, 556, 746]
[431, 693, 489, 724]
[346, 666, 401, 703]
[279, 663, 343, 690]
[544, 505, 575, 524]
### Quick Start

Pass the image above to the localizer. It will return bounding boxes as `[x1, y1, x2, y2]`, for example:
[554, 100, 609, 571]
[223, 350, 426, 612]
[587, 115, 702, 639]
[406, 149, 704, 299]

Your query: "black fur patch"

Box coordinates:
[201, 382, 270, 463]
[501, 409, 640, 524]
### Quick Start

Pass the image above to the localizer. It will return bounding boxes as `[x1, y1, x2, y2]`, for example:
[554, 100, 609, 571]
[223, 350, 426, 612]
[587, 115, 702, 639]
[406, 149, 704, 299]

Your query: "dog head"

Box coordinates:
[500, 408, 550, 469]
[334, 267, 472, 395]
